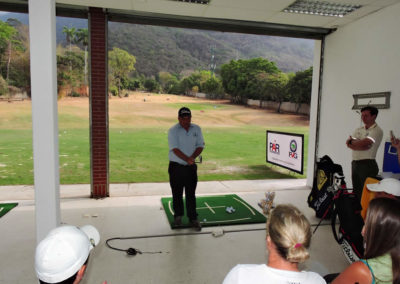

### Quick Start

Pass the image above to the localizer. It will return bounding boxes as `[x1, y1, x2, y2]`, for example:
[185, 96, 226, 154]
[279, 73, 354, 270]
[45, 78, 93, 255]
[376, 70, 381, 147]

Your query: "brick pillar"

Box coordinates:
[89, 8, 109, 198]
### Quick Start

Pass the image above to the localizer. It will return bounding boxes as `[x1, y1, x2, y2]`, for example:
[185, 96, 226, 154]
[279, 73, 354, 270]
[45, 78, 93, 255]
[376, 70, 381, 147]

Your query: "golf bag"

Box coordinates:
[309, 156, 364, 264]
[331, 186, 365, 263]
[308, 155, 344, 218]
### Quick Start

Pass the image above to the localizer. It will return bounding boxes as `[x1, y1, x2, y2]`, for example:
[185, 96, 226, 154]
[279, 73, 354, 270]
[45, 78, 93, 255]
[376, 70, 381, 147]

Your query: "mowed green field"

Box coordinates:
[0, 93, 309, 185]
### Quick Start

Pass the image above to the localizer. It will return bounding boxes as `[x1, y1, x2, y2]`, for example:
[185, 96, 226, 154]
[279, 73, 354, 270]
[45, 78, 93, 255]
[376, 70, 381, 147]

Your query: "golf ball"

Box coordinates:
[203, 219, 207, 222]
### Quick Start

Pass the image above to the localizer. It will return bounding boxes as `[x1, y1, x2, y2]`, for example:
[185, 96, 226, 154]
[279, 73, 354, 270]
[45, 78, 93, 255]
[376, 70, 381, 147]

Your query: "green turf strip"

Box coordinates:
[161, 194, 266, 229]
[0, 203, 18, 218]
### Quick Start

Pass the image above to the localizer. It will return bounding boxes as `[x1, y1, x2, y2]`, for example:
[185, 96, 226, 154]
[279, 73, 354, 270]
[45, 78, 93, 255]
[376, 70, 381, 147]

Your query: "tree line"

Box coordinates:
[105, 47, 312, 113]
[0, 19, 312, 113]
[0, 19, 30, 96]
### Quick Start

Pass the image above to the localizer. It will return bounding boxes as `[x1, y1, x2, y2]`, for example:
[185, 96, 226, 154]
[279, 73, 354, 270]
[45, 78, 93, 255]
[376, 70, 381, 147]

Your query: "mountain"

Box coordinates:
[108, 23, 314, 76]
[0, 12, 314, 76]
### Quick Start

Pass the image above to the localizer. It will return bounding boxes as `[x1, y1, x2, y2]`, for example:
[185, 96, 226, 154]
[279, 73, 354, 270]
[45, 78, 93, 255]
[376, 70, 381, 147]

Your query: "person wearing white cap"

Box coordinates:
[358, 178, 400, 220]
[35, 225, 103, 284]
[367, 178, 400, 199]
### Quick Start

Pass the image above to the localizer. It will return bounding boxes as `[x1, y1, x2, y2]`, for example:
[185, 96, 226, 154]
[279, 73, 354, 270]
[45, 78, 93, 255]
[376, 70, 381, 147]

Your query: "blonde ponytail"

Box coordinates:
[267, 204, 312, 263]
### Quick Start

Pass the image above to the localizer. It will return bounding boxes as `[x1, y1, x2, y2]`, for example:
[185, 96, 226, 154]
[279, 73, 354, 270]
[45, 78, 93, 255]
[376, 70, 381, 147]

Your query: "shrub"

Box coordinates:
[201, 77, 225, 99]
[192, 86, 199, 93]
[126, 78, 141, 91]
[144, 78, 160, 93]
[109, 86, 118, 96]
[69, 91, 80, 97]
[8, 85, 21, 96]
[0, 75, 8, 96]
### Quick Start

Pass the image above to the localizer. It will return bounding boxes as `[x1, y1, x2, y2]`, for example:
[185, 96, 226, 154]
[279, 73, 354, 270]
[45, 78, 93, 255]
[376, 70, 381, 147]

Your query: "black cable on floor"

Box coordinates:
[105, 227, 267, 256]
[105, 222, 329, 256]
[106, 237, 163, 255]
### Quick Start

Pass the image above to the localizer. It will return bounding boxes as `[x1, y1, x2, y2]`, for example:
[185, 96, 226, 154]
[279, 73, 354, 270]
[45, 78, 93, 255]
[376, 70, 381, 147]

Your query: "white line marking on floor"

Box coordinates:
[167, 201, 174, 215]
[202, 217, 251, 224]
[197, 205, 225, 210]
[233, 197, 255, 215]
[204, 202, 215, 214]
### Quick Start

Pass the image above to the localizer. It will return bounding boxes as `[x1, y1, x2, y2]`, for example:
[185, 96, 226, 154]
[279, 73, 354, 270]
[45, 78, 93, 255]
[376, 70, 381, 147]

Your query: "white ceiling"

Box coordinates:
[0, 0, 399, 38]
[58, 0, 400, 29]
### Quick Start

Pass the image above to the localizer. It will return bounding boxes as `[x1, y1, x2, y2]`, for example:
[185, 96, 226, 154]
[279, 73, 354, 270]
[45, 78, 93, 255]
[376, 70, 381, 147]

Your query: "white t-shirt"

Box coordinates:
[352, 123, 383, 161]
[222, 264, 326, 284]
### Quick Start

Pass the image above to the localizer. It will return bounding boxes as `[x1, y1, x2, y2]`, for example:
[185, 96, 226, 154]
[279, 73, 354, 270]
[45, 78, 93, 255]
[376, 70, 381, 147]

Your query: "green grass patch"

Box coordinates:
[0, 129, 34, 185]
[0, 125, 308, 185]
[0, 97, 309, 185]
[59, 129, 91, 184]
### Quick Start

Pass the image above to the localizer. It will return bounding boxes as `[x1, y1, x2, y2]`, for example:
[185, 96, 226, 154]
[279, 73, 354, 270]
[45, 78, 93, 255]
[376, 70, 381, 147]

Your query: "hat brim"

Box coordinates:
[366, 183, 382, 192]
[80, 225, 100, 249]
[179, 113, 191, 117]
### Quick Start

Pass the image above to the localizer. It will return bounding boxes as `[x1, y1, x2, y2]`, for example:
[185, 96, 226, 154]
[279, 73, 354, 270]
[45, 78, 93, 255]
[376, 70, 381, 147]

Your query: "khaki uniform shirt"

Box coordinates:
[352, 123, 383, 161]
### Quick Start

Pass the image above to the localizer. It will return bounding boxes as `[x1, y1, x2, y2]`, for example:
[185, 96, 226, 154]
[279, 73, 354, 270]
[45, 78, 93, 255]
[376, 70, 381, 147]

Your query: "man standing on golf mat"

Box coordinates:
[168, 107, 204, 231]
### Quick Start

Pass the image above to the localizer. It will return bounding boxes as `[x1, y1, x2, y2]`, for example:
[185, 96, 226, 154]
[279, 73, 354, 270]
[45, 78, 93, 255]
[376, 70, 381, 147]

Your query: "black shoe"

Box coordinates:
[173, 216, 182, 227]
[190, 219, 202, 231]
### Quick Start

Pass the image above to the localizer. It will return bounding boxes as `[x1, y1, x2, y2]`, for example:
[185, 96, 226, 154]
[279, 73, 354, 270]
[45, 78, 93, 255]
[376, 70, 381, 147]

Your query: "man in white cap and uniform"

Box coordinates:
[35, 224, 102, 284]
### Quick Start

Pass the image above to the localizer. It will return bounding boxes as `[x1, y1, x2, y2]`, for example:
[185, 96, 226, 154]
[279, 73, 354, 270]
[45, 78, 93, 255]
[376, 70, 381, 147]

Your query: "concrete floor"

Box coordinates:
[0, 179, 348, 284]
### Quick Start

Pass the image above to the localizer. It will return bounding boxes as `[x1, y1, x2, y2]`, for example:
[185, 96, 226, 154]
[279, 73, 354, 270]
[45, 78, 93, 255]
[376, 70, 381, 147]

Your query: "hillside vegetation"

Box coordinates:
[0, 13, 313, 112]
[108, 23, 314, 76]
[0, 12, 313, 77]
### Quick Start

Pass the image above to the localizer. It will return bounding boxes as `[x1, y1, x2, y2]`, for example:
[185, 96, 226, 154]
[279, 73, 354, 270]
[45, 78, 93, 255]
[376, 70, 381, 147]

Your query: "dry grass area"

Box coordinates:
[0, 92, 309, 129]
[109, 92, 309, 128]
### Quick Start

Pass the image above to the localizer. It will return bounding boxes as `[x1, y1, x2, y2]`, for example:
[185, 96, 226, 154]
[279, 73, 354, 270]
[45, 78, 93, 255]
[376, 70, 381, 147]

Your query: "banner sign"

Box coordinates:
[266, 130, 304, 174]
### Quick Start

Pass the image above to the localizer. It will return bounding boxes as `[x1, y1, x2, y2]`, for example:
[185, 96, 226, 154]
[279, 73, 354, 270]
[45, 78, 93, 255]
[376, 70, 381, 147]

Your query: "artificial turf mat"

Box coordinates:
[0, 203, 18, 218]
[161, 194, 266, 229]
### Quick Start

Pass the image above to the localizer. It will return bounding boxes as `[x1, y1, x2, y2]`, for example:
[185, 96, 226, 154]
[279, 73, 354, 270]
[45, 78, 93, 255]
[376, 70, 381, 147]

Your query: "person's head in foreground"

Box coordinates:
[332, 198, 400, 284]
[222, 204, 326, 284]
[35, 225, 100, 284]
[267, 203, 311, 265]
[367, 178, 400, 199]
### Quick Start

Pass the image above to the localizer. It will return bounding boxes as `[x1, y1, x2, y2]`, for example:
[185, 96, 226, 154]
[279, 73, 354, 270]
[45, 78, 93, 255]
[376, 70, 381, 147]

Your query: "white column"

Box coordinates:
[29, 0, 60, 243]
[306, 40, 322, 187]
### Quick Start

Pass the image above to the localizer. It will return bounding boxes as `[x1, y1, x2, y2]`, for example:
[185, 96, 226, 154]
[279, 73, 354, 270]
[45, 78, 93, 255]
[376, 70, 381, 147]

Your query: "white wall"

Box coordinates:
[307, 40, 322, 187]
[316, 3, 400, 187]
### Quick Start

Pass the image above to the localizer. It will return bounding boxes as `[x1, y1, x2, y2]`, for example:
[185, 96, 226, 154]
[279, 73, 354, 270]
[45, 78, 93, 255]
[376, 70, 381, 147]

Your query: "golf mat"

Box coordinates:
[0, 203, 18, 218]
[161, 194, 266, 229]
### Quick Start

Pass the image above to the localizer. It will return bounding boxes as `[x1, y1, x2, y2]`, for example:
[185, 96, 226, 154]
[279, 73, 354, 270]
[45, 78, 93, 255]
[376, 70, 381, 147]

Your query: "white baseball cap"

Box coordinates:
[35, 225, 100, 283]
[367, 178, 400, 196]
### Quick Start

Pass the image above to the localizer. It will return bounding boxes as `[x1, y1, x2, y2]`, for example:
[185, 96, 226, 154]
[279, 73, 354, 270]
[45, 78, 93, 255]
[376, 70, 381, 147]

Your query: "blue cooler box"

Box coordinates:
[383, 142, 400, 173]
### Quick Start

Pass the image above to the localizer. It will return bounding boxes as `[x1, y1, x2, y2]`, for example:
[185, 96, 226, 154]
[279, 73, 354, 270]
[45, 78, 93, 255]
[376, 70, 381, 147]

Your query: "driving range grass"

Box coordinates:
[0, 129, 33, 185]
[0, 96, 309, 185]
[109, 125, 308, 183]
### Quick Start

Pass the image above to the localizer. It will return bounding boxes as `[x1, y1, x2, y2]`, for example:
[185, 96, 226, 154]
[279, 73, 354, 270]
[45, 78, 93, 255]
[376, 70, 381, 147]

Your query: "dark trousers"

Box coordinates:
[351, 159, 378, 201]
[168, 162, 198, 220]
